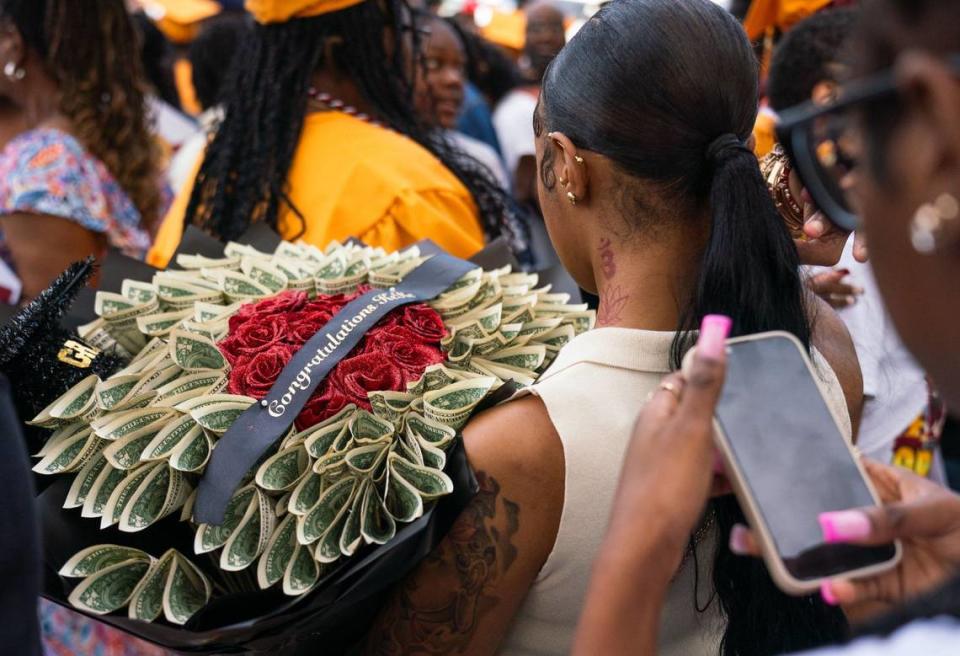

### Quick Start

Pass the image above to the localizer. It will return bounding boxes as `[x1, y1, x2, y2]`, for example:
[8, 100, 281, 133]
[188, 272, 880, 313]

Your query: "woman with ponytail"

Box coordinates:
[364, 2, 862, 655]
[0, 0, 168, 302]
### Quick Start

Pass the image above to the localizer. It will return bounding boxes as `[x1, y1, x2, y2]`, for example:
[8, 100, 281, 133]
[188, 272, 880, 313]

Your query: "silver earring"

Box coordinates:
[3, 61, 24, 81]
[910, 193, 960, 254]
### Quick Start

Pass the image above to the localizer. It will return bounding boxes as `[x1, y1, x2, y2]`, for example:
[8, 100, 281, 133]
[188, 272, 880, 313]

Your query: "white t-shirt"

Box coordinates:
[492, 89, 539, 180]
[809, 237, 928, 463]
[447, 130, 510, 192]
[792, 617, 960, 655]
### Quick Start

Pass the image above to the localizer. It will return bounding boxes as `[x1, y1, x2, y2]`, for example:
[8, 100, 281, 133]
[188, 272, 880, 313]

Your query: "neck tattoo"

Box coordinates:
[596, 237, 629, 326]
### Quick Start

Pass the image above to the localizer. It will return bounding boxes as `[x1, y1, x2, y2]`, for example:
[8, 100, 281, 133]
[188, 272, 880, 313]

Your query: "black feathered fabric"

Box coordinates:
[0, 259, 125, 450]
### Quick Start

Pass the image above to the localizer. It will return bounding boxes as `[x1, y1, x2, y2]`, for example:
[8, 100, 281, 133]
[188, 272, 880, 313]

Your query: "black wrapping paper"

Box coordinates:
[33, 234, 528, 652]
[40, 437, 479, 654]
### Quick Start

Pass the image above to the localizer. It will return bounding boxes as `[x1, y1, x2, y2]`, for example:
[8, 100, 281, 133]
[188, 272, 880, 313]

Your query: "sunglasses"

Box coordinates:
[775, 54, 960, 232]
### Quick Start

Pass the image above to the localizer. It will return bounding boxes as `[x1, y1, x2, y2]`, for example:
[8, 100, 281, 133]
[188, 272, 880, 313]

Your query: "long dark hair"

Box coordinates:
[539, 1, 844, 653]
[1, 0, 166, 229]
[184, 0, 523, 250]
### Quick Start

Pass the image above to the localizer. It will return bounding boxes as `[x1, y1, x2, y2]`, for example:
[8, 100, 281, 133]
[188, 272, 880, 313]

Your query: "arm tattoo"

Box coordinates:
[363, 471, 522, 655]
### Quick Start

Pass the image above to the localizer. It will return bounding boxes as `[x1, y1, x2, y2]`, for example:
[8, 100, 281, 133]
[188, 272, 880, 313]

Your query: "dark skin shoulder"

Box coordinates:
[364, 395, 565, 655]
[810, 296, 865, 441]
[0, 212, 104, 300]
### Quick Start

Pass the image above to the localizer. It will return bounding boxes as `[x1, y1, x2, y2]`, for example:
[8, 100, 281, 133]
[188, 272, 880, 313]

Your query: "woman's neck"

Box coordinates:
[308, 70, 375, 118]
[3, 66, 69, 134]
[593, 227, 706, 332]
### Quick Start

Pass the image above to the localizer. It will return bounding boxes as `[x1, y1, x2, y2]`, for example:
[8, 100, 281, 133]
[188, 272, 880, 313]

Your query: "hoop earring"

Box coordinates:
[3, 61, 24, 81]
[910, 193, 959, 254]
[566, 191, 578, 206]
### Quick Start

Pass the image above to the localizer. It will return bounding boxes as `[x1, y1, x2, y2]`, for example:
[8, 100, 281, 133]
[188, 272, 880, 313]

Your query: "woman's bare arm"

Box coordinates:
[811, 296, 865, 440]
[0, 212, 104, 300]
[363, 395, 565, 655]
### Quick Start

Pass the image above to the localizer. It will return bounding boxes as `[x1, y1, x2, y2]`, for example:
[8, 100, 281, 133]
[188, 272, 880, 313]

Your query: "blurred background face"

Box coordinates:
[413, 18, 465, 129]
[524, 2, 565, 80]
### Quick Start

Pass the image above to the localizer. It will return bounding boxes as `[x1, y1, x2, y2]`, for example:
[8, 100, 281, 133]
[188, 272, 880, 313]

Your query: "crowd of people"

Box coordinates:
[1, 0, 959, 654]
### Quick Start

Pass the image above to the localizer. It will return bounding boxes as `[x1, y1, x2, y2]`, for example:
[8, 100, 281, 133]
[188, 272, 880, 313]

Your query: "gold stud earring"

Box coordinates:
[910, 193, 959, 254]
[567, 191, 578, 205]
[574, 156, 584, 165]
[559, 177, 568, 186]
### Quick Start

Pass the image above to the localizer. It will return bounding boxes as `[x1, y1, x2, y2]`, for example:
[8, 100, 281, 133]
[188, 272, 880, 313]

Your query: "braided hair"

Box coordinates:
[0, 0, 166, 230]
[185, 1, 525, 252]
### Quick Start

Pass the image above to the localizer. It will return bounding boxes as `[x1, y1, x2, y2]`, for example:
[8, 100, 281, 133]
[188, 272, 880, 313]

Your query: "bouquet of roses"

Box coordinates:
[28, 238, 593, 649]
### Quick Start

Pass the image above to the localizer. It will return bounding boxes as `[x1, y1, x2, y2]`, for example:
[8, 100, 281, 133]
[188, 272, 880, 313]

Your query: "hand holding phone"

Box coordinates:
[707, 332, 900, 595]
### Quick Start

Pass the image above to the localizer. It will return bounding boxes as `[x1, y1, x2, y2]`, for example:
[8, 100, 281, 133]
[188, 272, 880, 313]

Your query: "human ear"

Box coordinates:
[0, 22, 25, 71]
[546, 131, 589, 206]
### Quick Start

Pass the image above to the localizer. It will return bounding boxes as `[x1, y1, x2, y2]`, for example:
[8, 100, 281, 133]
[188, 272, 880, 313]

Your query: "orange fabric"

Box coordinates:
[480, 10, 526, 53]
[149, 112, 484, 267]
[744, 0, 833, 41]
[174, 59, 202, 116]
[245, 0, 366, 24]
[753, 107, 778, 159]
[141, 0, 221, 43]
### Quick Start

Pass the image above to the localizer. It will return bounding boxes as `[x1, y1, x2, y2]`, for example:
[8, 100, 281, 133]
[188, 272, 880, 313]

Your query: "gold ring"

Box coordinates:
[658, 380, 681, 401]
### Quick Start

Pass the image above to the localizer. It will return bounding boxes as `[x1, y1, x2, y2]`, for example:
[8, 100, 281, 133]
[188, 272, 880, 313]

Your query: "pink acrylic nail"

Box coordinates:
[820, 582, 839, 606]
[819, 510, 871, 543]
[729, 525, 751, 555]
[698, 315, 732, 361]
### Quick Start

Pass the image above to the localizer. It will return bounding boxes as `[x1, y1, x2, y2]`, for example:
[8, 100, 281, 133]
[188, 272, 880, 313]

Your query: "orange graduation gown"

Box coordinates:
[148, 111, 485, 267]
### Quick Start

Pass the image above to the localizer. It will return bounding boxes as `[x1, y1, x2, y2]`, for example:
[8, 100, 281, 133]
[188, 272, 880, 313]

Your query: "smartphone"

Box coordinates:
[708, 331, 901, 595]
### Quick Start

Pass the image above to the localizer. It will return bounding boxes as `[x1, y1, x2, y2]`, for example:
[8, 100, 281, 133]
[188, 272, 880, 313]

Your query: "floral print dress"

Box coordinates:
[0, 128, 152, 270]
[0, 129, 164, 653]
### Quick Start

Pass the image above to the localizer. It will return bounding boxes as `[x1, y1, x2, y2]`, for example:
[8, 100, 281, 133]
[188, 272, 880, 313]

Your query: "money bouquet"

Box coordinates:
[31, 238, 593, 651]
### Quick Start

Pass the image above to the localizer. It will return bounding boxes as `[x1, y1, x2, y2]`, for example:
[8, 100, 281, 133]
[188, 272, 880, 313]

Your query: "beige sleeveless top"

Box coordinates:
[498, 328, 851, 656]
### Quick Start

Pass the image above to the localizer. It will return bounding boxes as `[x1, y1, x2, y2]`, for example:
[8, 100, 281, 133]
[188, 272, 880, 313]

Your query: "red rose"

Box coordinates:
[295, 384, 351, 431]
[330, 353, 404, 408]
[365, 324, 423, 347]
[228, 312, 249, 334]
[303, 296, 347, 316]
[365, 312, 403, 336]
[366, 333, 444, 382]
[285, 310, 335, 347]
[398, 304, 447, 344]
[219, 313, 289, 362]
[250, 290, 309, 317]
[227, 344, 293, 399]
[227, 291, 307, 333]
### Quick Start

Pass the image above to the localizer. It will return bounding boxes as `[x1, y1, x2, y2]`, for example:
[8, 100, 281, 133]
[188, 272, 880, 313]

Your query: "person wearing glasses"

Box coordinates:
[574, 0, 960, 653]
[768, 7, 946, 487]
[364, 1, 861, 654]
[148, 0, 526, 266]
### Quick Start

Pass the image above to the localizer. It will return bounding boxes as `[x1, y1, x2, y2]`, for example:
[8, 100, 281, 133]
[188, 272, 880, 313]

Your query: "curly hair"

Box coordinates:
[2, 0, 167, 230]
[184, 0, 526, 253]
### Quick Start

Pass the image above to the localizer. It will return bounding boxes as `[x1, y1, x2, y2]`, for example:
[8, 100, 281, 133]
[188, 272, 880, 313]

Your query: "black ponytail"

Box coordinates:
[541, 1, 845, 653]
[673, 137, 811, 367]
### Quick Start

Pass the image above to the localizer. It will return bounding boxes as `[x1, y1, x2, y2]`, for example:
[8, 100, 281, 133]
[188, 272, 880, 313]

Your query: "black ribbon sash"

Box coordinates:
[195, 254, 477, 524]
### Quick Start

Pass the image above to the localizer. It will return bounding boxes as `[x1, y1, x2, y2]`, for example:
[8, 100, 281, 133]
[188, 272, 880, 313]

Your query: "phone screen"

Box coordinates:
[715, 334, 897, 582]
